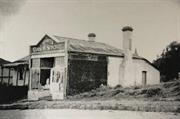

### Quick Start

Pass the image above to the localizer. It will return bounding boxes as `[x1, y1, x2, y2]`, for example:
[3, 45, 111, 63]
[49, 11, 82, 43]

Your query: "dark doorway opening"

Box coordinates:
[39, 57, 54, 86]
[40, 57, 54, 68]
[40, 69, 51, 86]
[142, 71, 147, 86]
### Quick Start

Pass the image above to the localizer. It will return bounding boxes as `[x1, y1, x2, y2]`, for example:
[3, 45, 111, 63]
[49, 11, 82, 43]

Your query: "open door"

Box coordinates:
[40, 69, 51, 86]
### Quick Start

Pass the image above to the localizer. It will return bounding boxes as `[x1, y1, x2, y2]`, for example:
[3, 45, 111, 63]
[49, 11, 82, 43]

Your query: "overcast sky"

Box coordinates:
[0, 0, 180, 62]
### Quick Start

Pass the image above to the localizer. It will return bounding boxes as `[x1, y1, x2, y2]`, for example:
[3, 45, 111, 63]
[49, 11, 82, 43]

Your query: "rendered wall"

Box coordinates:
[107, 57, 123, 87]
[133, 59, 160, 86]
[107, 56, 160, 87]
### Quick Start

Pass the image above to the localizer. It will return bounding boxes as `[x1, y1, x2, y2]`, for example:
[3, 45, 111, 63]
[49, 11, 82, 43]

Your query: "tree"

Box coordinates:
[153, 41, 180, 82]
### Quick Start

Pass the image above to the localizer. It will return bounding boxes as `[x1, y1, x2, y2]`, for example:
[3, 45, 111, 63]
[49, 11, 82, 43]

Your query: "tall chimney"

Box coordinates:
[122, 26, 133, 51]
[88, 33, 96, 42]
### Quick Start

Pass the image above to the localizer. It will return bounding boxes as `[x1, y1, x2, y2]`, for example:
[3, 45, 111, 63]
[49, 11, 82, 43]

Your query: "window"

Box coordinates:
[142, 71, 147, 86]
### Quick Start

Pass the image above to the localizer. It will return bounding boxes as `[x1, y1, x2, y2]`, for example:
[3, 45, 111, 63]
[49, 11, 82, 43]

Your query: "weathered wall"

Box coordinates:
[0, 67, 12, 85]
[68, 59, 107, 95]
[119, 51, 135, 87]
[133, 59, 160, 86]
[107, 57, 123, 87]
[0, 66, 29, 86]
[12, 70, 29, 86]
[107, 56, 160, 87]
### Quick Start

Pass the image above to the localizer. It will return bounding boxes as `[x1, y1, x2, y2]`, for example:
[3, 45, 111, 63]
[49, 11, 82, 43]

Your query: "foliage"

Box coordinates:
[153, 41, 180, 82]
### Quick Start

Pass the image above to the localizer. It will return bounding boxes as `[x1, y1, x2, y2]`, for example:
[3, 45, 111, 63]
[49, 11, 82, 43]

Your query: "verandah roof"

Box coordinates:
[3, 56, 29, 67]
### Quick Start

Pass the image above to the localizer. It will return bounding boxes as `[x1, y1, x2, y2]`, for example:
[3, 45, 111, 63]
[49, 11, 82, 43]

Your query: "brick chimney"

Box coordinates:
[88, 33, 96, 42]
[122, 26, 133, 51]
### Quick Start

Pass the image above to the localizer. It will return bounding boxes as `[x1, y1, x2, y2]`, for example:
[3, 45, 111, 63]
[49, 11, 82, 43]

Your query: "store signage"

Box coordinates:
[31, 38, 65, 53]
[69, 53, 98, 61]
[32, 44, 62, 53]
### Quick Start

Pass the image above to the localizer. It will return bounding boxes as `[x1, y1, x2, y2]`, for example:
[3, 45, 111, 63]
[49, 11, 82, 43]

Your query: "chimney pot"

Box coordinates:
[88, 33, 96, 42]
[122, 26, 133, 32]
[122, 26, 133, 51]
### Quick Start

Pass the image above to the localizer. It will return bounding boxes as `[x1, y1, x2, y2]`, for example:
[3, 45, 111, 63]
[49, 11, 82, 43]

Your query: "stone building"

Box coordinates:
[27, 26, 160, 100]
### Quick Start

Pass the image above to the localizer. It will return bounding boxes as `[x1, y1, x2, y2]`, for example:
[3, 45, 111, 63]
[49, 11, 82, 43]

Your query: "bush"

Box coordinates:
[141, 88, 162, 97]
[114, 85, 122, 89]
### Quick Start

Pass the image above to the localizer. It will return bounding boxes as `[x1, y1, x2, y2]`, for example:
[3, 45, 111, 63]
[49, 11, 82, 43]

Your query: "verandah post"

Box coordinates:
[8, 68, 11, 86]
[1, 67, 3, 84]
[23, 67, 27, 86]
[16, 67, 19, 86]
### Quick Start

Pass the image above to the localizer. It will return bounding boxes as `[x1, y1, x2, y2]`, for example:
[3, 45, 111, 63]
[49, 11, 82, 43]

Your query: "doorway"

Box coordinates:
[40, 69, 51, 86]
[142, 71, 147, 86]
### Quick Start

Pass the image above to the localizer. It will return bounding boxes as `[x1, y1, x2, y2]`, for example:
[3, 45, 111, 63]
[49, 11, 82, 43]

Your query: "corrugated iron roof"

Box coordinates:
[15, 55, 29, 63]
[3, 56, 29, 67]
[3, 62, 28, 67]
[53, 35, 124, 57]
[0, 58, 10, 65]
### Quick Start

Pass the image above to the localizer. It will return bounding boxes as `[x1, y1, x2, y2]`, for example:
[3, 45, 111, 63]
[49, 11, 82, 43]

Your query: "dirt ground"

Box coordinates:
[0, 99, 180, 113]
[0, 109, 179, 119]
[1, 80, 180, 113]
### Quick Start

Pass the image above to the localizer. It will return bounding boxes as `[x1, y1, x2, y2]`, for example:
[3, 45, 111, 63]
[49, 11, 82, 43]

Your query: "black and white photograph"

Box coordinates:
[0, 0, 180, 118]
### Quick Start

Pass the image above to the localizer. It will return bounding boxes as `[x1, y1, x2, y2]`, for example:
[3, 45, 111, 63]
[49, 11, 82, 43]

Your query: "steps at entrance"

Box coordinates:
[38, 90, 51, 98]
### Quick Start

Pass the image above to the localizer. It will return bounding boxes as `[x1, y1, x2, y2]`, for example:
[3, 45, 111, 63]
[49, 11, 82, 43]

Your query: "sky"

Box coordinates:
[0, 0, 180, 62]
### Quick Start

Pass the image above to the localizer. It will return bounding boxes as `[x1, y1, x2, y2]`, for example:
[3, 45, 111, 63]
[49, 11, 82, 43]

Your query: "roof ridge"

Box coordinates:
[48, 34, 124, 57]
[53, 35, 121, 47]
[53, 35, 86, 42]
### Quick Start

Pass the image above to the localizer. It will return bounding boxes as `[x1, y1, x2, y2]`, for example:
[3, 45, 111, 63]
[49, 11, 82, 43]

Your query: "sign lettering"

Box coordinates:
[31, 43, 65, 53]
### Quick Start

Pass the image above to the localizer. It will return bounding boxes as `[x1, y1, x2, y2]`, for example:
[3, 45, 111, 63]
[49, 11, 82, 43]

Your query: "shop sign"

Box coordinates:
[31, 43, 64, 53]
[69, 53, 98, 61]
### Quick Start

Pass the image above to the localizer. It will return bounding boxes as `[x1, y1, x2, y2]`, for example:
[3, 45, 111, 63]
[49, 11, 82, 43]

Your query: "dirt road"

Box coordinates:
[0, 109, 179, 119]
